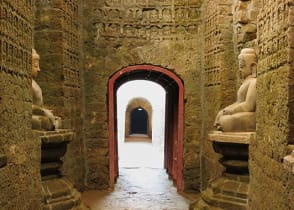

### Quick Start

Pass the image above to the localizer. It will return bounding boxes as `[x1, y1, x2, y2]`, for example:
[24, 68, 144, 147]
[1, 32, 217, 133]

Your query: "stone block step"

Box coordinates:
[43, 195, 79, 210]
[190, 198, 224, 210]
[42, 178, 75, 199]
[202, 188, 248, 210]
[211, 177, 249, 199]
[42, 178, 82, 210]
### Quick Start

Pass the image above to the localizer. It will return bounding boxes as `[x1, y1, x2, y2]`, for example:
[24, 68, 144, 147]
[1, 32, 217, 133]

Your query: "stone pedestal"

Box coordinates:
[34, 129, 84, 210]
[210, 132, 253, 175]
[193, 132, 255, 210]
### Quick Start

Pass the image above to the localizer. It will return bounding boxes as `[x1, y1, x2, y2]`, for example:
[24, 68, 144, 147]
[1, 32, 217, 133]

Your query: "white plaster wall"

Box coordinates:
[117, 80, 166, 168]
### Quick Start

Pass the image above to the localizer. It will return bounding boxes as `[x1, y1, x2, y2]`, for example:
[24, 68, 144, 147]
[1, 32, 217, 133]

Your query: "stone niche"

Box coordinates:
[125, 97, 152, 142]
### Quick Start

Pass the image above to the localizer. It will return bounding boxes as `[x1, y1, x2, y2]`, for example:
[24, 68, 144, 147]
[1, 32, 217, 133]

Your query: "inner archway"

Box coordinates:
[130, 107, 148, 135]
[117, 81, 165, 168]
[108, 65, 184, 191]
[124, 97, 153, 139]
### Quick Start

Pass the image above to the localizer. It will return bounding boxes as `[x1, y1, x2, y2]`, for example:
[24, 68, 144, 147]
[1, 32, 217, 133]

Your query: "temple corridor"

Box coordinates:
[81, 167, 199, 210]
[1, 1, 294, 209]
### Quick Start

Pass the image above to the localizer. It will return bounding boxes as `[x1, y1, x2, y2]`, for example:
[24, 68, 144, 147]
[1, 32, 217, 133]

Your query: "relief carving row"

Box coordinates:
[94, 7, 200, 22]
[63, 50, 80, 88]
[204, 0, 222, 86]
[0, 2, 33, 49]
[257, 0, 290, 73]
[104, 0, 194, 7]
[95, 22, 198, 40]
[205, 68, 221, 87]
[0, 1, 32, 76]
[61, 1, 80, 89]
[2, 0, 33, 21]
[0, 39, 31, 76]
[64, 29, 79, 52]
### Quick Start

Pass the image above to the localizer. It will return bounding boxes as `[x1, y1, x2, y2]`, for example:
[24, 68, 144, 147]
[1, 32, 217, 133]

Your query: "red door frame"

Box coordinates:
[108, 65, 184, 191]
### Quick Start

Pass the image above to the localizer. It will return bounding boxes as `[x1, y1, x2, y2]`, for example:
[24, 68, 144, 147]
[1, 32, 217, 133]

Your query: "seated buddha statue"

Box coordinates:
[213, 48, 257, 132]
[32, 49, 61, 130]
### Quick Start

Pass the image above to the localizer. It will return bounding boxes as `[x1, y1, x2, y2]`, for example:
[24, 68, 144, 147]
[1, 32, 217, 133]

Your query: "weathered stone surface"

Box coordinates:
[249, 1, 294, 209]
[1, 1, 294, 209]
[35, 0, 84, 190]
[233, 0, 259, 50]
[197, 130, 252, 209]
[209, 132, 254, 175]
[201, 0, 237, 191]
[0, 0, 42, 209]
[82, 0, 202, 192]
[35, 129, 87, 209]
[194, 176, 249, 210]
[42, 178, 82, 210]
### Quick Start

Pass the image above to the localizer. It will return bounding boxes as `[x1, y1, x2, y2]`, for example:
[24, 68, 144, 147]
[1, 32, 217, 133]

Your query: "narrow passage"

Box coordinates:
[81, 167, 198, 210]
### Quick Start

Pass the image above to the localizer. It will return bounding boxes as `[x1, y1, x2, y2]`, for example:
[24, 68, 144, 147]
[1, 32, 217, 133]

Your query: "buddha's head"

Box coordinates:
[238, 48, 257, 79]
[32, 49, 40, 78]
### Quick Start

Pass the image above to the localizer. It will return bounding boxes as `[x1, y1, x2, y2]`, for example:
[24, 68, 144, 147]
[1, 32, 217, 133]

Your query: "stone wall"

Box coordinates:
[232, 0, 259, 51]
[200, 0, 237, 190]
[82, 0, 203, 191]
[249, 0, 294, 209]
[0, 0, 42, 208]
[0, 1, 293, 208]
[34, 0, 85, 190]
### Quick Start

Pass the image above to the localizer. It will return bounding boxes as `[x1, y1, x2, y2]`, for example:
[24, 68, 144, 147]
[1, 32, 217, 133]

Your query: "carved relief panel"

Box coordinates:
[94, 0, 201, 40]
[204, 0, 221, 86]
[257, 0, 289, 73]
[162, 8, 172, 22]
[0, 0, 33, 77]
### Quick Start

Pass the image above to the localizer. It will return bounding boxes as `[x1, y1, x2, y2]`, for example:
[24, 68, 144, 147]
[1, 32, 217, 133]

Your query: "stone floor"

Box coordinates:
[81, 167, 199, 210]
[81, 141, 199, 210]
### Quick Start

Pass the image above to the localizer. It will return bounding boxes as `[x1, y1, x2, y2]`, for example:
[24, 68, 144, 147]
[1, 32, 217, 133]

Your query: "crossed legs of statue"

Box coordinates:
[32, 107, 62, 131]
[214, 112, 256, 132]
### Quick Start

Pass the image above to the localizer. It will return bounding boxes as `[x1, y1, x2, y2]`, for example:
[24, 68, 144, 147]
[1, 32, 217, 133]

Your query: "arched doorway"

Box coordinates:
[130, 107, 148, 135]
[125, 97, 153, 139]
[108, 65, 184, 191]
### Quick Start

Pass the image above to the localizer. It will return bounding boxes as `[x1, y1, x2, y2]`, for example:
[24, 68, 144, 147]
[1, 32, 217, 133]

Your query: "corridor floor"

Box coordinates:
[81, 167, 199, 210]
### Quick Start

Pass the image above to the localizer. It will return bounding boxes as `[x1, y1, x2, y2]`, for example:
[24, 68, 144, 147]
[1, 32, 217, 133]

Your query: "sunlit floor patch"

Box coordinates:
[82, 167, 199, 210]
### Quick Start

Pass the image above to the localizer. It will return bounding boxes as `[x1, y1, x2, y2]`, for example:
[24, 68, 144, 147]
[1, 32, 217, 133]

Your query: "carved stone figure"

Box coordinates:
[32, 49, 61, 130]
[214, 48, 257, 132]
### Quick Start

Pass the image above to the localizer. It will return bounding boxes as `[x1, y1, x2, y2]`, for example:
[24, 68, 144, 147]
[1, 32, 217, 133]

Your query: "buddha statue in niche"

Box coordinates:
[32, 49, 61, 130]
[214, 48, 257, 132]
